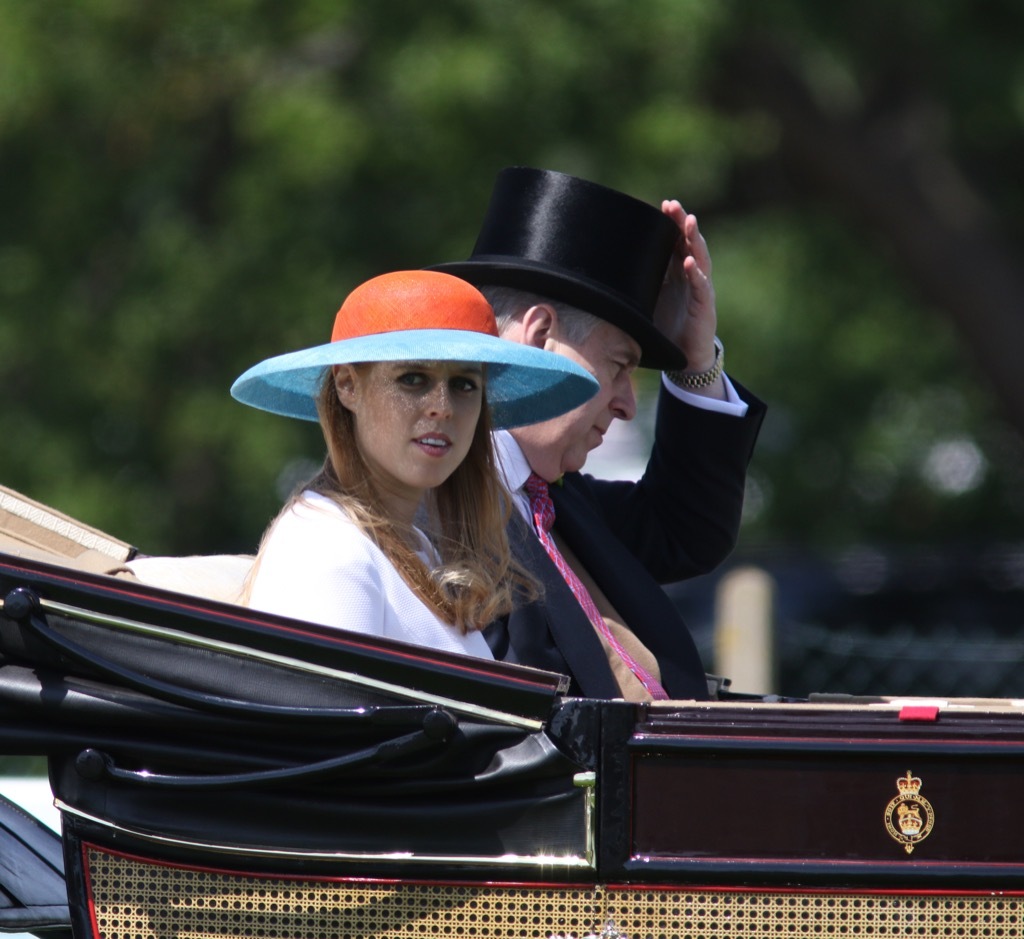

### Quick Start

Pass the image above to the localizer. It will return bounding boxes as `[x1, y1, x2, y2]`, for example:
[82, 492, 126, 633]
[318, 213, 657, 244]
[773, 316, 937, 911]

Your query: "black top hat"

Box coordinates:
[431, 167, 685, 370]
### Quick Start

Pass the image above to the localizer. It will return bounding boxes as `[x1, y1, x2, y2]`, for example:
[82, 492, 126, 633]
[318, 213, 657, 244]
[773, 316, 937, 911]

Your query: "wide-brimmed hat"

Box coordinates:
[430, 166, 685, 370]
[230, 270, 599, 429]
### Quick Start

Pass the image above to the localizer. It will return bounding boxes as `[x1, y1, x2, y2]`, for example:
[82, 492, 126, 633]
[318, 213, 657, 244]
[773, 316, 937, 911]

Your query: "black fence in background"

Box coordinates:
[668, 544, 1024, 700]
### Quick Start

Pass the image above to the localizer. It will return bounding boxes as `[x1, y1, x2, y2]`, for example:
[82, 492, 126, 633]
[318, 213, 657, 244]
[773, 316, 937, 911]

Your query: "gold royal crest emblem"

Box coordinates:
[884, 770, 935, 854]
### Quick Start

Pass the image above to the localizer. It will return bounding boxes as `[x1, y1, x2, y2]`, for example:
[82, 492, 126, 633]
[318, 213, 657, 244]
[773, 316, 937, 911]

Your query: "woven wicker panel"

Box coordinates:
[84, 846, 1024, 938]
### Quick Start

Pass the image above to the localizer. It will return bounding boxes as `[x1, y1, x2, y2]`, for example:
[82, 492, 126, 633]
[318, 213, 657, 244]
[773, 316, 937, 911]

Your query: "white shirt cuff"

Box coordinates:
[661, 372, 749, 417]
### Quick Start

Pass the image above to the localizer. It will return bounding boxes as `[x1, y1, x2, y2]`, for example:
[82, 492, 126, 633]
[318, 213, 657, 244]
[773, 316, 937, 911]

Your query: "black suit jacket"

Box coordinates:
[486, 381, 766, 699]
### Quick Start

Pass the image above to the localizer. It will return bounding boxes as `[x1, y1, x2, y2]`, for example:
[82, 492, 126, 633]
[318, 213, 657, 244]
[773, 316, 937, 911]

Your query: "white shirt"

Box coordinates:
[247, 491, 494, 659]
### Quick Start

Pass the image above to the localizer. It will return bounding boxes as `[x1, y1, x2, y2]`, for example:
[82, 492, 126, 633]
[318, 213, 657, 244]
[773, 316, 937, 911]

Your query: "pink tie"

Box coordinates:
[524, 473, 669, 700]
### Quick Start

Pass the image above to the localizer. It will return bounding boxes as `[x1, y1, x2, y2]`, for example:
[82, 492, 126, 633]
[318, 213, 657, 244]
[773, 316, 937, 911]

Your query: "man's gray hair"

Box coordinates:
[480, 285, 601, 346]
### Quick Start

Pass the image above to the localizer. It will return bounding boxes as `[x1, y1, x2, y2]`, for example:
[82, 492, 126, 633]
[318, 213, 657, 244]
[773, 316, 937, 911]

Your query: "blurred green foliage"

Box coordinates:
[1, 0, 1022, 555]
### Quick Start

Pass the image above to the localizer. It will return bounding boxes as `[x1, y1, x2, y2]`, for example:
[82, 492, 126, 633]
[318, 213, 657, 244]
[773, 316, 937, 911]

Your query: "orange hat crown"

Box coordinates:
[331, 270, 498, 343]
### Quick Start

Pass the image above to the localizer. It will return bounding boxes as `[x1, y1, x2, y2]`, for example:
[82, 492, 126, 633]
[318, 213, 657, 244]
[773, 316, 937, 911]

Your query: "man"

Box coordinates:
[433, 167, 765, 700]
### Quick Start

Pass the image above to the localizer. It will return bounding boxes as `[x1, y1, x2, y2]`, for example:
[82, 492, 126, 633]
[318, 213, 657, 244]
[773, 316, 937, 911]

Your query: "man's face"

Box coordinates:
[512, 319, 641, 481]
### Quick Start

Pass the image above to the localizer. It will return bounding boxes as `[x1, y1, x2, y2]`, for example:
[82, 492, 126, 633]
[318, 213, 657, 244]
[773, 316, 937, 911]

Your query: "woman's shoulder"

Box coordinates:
[248, 492, 389, 630]
[277, 490, 353, 528]
[288, 488, 349, 517]
[264, 491, 373, 562]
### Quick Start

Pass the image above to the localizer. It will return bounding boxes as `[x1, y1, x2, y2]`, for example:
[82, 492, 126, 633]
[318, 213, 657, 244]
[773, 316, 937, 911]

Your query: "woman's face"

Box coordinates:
[334, 360, 484, 521]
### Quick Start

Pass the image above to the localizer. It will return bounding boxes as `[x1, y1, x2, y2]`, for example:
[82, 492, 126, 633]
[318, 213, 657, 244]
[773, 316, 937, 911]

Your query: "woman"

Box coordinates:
[230, 270, 597, 657]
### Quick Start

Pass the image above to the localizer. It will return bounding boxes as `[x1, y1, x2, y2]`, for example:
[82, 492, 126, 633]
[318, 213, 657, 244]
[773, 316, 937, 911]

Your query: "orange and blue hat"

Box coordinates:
[230, 269, 598, 429]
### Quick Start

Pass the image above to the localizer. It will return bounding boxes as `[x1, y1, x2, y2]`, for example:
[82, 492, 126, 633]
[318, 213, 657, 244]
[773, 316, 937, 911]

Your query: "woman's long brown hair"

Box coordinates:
[250, 368, 537, 633]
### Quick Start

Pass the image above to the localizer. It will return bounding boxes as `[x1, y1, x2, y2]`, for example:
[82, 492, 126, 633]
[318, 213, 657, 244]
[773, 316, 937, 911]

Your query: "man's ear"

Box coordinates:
[332, 364, 358, 410]
[518, 303, 558, 351]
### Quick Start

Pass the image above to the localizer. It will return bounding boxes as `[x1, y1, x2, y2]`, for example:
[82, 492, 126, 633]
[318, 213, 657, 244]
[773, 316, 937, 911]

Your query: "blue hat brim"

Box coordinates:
[230, 328, 599, 429]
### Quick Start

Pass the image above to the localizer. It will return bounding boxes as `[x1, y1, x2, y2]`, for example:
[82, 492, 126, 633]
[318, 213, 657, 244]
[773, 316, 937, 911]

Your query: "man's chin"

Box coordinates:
[562, 453, 589, 475]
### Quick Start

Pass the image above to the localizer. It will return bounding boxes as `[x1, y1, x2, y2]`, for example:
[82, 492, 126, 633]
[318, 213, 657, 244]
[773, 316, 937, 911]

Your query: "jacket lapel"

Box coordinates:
[551, 479, 709, 699]
[496, 512, 621, 698]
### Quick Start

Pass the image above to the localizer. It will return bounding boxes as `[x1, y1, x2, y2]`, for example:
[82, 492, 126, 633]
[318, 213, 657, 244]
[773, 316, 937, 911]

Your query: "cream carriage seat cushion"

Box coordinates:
[116, 554, 255, 605]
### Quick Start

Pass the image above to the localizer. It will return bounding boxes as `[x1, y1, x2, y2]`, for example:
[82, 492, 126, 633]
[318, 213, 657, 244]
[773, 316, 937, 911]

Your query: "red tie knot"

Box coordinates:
[524, 473, 555, 533]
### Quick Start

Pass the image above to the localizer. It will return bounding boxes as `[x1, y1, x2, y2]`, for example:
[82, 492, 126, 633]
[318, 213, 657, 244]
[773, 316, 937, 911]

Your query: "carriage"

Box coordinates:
[2, 483, 1023, 939]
